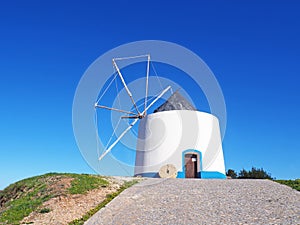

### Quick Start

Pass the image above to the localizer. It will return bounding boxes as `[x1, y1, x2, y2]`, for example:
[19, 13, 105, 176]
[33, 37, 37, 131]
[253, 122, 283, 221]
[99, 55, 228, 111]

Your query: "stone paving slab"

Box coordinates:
[85, 179, 300, 225]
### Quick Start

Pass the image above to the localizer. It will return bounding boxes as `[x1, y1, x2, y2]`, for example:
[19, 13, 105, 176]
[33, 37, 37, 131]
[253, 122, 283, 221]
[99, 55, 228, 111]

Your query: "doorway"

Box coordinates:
[184, 153, 198, 178]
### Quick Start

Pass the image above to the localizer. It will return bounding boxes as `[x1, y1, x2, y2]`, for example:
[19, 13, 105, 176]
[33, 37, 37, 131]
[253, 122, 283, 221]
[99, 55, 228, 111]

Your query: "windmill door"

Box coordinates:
[185, 154, 198, 178]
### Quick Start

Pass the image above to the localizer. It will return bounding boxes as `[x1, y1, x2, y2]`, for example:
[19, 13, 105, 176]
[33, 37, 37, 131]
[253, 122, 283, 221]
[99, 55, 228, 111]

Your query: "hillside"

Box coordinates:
[0, 173, 139, 225]
[1, 174, 299, 225]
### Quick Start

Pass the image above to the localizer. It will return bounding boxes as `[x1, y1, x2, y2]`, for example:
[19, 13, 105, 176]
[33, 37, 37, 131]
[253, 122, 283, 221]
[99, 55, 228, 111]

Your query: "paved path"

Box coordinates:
[86, 179, 300, 225]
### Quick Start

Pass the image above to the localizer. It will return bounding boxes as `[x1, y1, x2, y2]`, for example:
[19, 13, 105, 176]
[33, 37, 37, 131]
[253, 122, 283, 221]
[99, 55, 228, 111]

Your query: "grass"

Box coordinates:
[275, 179, 300, 191]
[68, 180, 139, 225]
[0, 173, 110, 225]
[0, 174, 52, 224]
[67, 174, 109, 194]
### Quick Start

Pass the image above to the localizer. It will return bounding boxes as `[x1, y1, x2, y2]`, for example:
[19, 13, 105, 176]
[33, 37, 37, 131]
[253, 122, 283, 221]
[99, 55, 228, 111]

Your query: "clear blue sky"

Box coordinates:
[0, 1, 299, 189]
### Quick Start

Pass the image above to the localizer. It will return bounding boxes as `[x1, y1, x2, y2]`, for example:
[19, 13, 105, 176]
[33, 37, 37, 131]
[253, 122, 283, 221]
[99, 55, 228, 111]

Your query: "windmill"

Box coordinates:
[94, 54, 226, 179]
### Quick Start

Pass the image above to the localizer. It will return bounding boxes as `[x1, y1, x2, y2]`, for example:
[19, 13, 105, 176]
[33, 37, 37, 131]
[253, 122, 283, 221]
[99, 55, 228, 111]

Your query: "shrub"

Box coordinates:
[238, 167, 273, 179]
[226, 169, 237, 179]
[39, 208, 51, 213]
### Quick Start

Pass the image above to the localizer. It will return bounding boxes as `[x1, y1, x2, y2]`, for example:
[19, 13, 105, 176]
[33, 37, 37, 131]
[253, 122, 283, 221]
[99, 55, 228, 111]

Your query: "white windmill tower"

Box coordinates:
[95, 55, 226, 179]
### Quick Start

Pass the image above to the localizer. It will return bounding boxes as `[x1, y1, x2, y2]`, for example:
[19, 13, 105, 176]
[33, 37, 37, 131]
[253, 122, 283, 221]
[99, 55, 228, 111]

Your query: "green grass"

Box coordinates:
[67, 174, 109, 194]
[0, 173, 110, 225]
[0, 174, 53, 224]
[275, 179, 300, 191]
[68, 180, 139, 225]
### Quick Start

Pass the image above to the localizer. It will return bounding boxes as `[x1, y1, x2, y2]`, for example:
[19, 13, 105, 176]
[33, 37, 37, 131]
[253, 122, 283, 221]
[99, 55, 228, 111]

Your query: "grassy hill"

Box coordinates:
[0, 173, 138, 225]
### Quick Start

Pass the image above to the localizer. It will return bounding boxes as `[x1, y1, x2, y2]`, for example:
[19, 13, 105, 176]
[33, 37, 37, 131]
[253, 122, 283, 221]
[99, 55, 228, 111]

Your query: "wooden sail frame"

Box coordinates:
[94, 54, 171, 160]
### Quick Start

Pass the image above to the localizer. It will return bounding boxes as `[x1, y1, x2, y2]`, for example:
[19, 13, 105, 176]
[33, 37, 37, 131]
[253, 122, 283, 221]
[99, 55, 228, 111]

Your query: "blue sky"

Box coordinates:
[0, 1, 299, 189]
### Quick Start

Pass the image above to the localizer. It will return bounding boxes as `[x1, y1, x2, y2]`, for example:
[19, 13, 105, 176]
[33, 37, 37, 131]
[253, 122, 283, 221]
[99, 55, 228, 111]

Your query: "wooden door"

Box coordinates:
[185, 154, 197, 178]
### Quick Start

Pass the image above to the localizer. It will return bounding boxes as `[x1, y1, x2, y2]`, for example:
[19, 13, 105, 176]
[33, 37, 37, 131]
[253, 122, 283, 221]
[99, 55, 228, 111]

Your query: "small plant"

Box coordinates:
[39, 208, 51, 213]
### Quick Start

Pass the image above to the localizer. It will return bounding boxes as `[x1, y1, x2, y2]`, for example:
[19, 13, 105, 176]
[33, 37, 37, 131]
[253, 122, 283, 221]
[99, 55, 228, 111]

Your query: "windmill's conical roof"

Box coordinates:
[153, 91, 196, 113]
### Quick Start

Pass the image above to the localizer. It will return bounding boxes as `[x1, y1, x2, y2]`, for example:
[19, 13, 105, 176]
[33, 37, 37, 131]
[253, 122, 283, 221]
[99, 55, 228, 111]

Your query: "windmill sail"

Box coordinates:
[98, 85, 171, 160]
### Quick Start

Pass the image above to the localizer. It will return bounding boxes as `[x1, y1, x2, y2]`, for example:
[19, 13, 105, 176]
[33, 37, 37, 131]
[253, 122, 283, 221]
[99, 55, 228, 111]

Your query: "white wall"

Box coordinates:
[134, 110, 225, 176]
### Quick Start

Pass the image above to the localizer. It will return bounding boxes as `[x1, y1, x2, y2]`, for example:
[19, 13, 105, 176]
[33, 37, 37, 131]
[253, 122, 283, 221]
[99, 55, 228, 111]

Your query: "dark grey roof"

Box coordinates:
[153, 91, 196, 113]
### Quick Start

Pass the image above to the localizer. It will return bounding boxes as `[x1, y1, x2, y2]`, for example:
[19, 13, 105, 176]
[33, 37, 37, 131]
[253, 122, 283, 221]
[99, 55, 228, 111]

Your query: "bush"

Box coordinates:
[238, 167, 273, 179]
[226, 169, 237, 179]
[226, 167, 273, 179]
[39, 208, 51, 213]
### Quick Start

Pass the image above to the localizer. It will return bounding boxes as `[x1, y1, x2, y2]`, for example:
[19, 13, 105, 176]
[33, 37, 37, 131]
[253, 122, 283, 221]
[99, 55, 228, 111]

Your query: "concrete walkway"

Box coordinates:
[85, 179, 300, 225]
